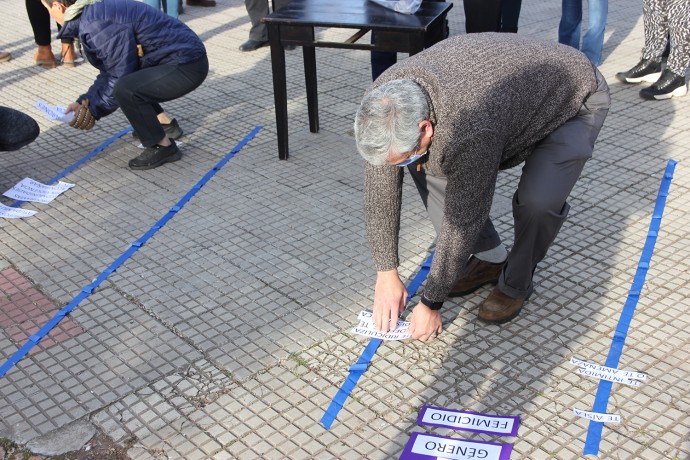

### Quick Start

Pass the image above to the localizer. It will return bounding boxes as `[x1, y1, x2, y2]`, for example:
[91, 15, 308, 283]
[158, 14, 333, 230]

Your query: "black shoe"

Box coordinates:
[639, 69, 688, 100]
[284, 44, 297, 51]
[132, 119, 184, 140]
[239, 39, 268, 52]
[615, 59, 662, 84]
[186, 0, 215, 6]
[129, 141, 181, 170]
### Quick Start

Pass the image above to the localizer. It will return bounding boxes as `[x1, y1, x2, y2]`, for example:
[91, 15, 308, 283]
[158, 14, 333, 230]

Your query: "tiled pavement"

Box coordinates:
[1, 0, 689, 458]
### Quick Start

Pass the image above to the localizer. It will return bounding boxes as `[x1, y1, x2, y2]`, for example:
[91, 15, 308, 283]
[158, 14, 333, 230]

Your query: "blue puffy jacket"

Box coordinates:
[58, 0, 206, 119]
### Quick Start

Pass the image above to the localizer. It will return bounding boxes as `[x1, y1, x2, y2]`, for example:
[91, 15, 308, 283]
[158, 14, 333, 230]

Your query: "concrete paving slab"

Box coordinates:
[1, 0, 689, 458]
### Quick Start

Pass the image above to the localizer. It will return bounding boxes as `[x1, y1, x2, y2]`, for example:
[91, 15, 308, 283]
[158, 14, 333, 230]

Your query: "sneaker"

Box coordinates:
[132, 119, 183, 140]
[639, 69, 688, 100]
[615, 59, 662, 84]
[128, 141, 181, 170]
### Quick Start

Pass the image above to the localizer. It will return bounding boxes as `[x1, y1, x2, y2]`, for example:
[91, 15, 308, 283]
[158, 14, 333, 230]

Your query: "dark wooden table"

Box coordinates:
[263, 0, 453, 159]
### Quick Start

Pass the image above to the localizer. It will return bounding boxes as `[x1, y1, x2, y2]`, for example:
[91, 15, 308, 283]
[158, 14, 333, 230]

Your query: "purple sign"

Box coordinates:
[417, 406, 520, 436]
[400, 432, 513, 460]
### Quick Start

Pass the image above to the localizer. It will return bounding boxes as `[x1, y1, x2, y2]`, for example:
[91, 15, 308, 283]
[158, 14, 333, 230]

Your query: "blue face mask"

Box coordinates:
[395, 150, 428, 167]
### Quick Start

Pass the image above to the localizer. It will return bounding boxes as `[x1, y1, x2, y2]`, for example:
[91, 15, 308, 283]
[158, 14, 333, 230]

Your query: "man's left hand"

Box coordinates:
[407, 302, 442, 341]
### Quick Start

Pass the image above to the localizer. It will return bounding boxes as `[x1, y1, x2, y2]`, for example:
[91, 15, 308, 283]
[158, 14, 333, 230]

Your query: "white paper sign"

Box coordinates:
[351, 310, 411, 340]
[573, 408, 621, 423]
[571, 357, 646, 385]
[3, 178, 75, 204]
[0, 203, 37, 218]
[407, 433, 507, 460]
[35, 99, 75, 123]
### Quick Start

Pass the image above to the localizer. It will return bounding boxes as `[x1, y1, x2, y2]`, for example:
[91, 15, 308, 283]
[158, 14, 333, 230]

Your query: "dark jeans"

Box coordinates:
[463, 0, 502, 33]
[371, 0, 449, 81]
[113, 56, 209, 147]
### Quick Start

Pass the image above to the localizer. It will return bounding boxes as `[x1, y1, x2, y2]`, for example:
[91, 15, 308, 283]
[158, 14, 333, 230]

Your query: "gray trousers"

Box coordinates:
[245, 0, 290, 42]
[408, 68, 610, 300]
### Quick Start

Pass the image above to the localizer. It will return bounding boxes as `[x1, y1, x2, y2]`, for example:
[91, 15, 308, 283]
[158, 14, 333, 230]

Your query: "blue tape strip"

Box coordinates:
[10, 127, 133, 208]
[321, 252, 434, 429]
[0, 126, 262, 379]
[583, 159, 676, 455]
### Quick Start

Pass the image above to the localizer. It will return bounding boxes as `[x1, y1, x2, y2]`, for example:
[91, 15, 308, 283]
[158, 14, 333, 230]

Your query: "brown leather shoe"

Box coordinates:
[448, 256, 505, 297]
[478, 287, 524, 323]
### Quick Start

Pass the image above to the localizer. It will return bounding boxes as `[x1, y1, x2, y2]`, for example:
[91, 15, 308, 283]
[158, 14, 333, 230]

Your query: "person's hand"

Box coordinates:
[67, 99, 95, 130]
[407, 302, 442, 341]
[373, 269, 408, 332]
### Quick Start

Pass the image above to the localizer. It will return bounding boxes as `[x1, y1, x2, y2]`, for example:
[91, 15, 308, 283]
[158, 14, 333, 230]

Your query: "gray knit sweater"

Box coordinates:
[363, 33, 597, 304]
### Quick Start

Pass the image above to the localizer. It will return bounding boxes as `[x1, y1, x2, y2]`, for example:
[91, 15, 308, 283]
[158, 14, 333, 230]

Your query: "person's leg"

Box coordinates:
[406, 165, 503, 254]
[463, 0, 502, 33]
[26, 0, 56, 67]
[500, 0, 522, 33]
[245, 0, 269, 42]
[641, 0, 670, 62]
[142, 0, 160, 9]
[113, 56, 208, 148]
[498, 69, 610, 301]
[580, 0, 608, 65]
[665, 0, 690, 76]
[164, 0, 179, 19]
[371, 49, 397, 81]
[558, 0, 582, 49]
[0, 107, 40, 152]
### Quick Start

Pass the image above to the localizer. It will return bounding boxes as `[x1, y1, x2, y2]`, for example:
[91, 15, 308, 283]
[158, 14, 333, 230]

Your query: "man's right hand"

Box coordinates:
[373, 269, 408, 333]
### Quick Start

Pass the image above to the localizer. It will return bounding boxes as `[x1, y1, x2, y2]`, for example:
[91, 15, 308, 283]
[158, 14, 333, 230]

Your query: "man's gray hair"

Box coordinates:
[354, 79, 429, 166]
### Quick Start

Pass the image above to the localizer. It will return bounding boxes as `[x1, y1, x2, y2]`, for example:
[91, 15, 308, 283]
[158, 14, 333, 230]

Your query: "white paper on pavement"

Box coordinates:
[35, 99, 75, 123]
[572, 408, 621, 424]
[351, 310, 412, 340]
[0, 203, 37, 218]
[3, 178, 75, 204]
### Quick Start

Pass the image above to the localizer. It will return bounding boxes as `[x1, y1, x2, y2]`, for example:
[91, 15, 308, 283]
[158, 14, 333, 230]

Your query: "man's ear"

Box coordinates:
[419, 119, 433, 143]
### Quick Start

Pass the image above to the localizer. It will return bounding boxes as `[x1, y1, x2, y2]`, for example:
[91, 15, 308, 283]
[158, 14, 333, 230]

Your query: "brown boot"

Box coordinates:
[61, 42, 79, 67]
[35, 45, 56, 68]
[447, 256, 505, 297]
[477, 287, 525, 323]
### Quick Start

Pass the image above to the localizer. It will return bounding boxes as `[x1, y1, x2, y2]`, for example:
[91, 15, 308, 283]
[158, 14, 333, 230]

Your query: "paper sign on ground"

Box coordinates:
[400, 432, 512, 460]
[573, 408, 621, 424]
[417, 406, 520, 436]
[35, 99, 75, 123]
[351, 310, 411, 340]
[576, 367, 641, 386]
[3, 178, 75, 204]
[0, 203, 37, 219]
[571, 357, 647, 381]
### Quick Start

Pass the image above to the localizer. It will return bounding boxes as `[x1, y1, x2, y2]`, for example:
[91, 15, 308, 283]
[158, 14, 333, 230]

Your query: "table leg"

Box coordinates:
[303, 45, 319, 134]
[267, 25, 289, 159]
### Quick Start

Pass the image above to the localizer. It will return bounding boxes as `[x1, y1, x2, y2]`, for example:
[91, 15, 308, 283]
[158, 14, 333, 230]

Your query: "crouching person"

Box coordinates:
[355, 33, 610, 341]
[45, 0, 208, 170]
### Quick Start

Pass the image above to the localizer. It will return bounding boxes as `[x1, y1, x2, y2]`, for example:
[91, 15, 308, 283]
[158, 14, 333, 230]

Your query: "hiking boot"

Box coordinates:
[128, 141, 181, 170]
[447, 256, 505, 297]
[615, 59, 662, 84]
[132, 119, 183, 140]
[477, 287, 525, 324]
[639, 69, 687, 100]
